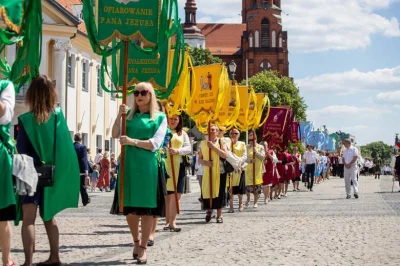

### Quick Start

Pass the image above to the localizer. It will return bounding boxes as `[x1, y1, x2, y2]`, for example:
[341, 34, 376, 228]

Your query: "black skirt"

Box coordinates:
[202, 173, 227, 210]
[0, 204, 16, 222]
[110, 163, 167, 217]
[231, 172, 246, 195]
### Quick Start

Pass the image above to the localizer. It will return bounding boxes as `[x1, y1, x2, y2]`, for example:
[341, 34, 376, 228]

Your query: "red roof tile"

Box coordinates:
[55, 0, 87, 34]
[197, 23, 246, 55]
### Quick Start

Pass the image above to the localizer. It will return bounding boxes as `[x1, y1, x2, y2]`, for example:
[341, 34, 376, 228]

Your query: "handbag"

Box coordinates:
[183, 155, 191, 167]
[219, 139, 234, 174]
[36, 114, 57, 188]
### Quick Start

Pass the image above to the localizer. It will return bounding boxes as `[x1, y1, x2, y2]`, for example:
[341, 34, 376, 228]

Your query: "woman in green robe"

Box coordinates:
[0, 80, 16, 266]
[111, 82, 167, 264]
[16, 75, 80, 266]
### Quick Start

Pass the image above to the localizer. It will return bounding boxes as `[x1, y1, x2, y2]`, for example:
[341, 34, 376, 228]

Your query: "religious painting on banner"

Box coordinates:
[246, 88, 258, 129]
[319, 131, 329, 151]
[186, 64, 224, 133]
[96, 0, 161, 46]
[235, 86, 249, 132]
[307, 131, 322, 148]
[299, 121, 314, 144]
[290, 121, 300, 143]
[262, 107, 290, 149]
[329, 133, 340, 152]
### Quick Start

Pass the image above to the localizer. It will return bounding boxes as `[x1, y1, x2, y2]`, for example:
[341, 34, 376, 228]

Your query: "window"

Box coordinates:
[272, 31, 276, 47]
[279, 33, 283, 47]
[261, 18, 270, 47]
[67, 55, 72, 85]
[96, 135, 103, 149]
[249, 33, 253, 48]
[259, 60, 272, 72]
[16, 84, 29, 100]
[97, 67, 103, 96]
[255, 30, 260, 48]
[110, 138, 115, 153]
[82, 61, 87, 91]
[82, 133, 89, 147]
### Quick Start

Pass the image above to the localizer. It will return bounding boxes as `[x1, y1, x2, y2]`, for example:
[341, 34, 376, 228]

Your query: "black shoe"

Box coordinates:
[137, 246, 147, 264]
[346, 195, 351, 199]
[147, 239, 154, 247]
[354, 194, 359, 199]
[205, 213, 212, 223]
[310, 189, 313, 192]
[83, 198, 91, 206]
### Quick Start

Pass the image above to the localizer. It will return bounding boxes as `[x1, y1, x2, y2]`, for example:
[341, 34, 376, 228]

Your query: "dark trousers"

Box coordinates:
[332, 165, 338, 176]
[80, 174, 89, 204]
[305, 164, 315, 190]
[339, 164, 344, 178]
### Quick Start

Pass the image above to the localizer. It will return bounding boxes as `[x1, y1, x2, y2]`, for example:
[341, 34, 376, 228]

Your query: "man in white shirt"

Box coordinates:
[304, 145, 318, 191]
[343, 138, 359, 199]
[94, 148, 103, 168]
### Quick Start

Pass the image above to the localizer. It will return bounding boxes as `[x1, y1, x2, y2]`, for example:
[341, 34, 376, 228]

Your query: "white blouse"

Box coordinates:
[0, 83, 15, 125]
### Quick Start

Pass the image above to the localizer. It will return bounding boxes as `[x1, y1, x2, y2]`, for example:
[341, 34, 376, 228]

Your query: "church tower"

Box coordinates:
[183, 0, 206, 48]
[241, 0, 289, 77]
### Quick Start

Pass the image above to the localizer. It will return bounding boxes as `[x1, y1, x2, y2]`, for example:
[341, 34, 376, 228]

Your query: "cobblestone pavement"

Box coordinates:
[10, 175, 400, 265]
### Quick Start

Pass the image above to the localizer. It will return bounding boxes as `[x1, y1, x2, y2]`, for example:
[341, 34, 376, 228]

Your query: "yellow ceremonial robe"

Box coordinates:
[230, 141, 246, 187]
[165, 132, 184, 192]
[200, 140, 220, 199]
[245, 144, 264, 186]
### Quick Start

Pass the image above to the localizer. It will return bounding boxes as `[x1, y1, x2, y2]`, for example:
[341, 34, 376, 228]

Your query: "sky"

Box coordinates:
[177, 0, 400, 146]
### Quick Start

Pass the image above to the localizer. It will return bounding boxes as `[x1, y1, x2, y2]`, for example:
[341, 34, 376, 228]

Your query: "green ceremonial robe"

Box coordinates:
[16, 107, 80, 223]
[123, 112, 166, 208]
[0, 80, 15, 211]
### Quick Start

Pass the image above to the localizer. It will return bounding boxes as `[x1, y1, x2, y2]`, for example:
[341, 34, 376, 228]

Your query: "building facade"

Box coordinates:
[3, 0, 121, 157]
[183, 0, 289, 81]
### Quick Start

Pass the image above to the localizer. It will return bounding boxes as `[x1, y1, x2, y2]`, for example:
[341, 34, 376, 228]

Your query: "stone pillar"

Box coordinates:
[53, 40, 71, 113]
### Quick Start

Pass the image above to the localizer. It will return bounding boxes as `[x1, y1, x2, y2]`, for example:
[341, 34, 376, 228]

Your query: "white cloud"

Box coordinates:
[283, 0, 400, 52]
[307, 105, 391, 120]
[297, 65, 400, 94]
[197, 16, 213, 23]
[376, 90, 400, 103]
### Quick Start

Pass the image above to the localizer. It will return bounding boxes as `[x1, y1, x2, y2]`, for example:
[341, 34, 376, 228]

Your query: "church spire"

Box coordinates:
[185, 0, 197, 25]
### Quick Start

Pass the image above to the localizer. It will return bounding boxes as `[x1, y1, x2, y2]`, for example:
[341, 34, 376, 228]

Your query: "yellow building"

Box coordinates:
[2, 0, 121, 157]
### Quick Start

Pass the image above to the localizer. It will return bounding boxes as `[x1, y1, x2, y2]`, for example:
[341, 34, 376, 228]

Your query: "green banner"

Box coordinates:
[119, 39, 170, 92]
[97, 0, 161, 46]
[0, 0, 23, 34]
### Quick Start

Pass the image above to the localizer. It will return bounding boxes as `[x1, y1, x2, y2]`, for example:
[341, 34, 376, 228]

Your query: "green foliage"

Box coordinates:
[240, 70, 308, 121]
[189, 47, 223, 67]
[288, 142, 306, 155]
[360, 141, 393, 162]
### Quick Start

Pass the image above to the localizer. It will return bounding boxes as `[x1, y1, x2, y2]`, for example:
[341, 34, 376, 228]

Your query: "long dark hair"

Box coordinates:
[25, 75, 57, 124]
[169, 114, 183, 136]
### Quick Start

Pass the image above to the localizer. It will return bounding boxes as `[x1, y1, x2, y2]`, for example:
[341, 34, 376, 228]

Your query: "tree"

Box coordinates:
[360, 141, 393, 162]
[241, 70, 308, 121]
[189, 47, 222, 67]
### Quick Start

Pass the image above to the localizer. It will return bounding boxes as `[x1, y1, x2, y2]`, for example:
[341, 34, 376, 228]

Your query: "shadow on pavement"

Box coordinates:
[67, 260, 132, 265]
[59, 243, 132, 249]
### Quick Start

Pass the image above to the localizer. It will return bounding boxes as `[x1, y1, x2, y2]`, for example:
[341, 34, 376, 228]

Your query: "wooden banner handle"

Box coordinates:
[252, 130, 256, 195]
[169, 141, 180, 214]
[119, 41, 129, 213]
[208, 121, 213, 207]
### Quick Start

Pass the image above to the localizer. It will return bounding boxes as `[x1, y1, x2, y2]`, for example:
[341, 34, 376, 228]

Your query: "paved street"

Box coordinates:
[11, 175, 400, 265]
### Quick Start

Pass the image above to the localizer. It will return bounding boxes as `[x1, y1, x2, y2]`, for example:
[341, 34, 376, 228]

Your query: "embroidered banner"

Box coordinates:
[235, 86, 249, 132]
[261, 107, 290, 147]
[290, 121, 300, 143]
[97, 0, 161, 46]
[299, 121, 314, 144]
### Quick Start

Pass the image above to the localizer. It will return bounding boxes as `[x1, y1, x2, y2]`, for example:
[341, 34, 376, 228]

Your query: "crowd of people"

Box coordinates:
[0, 79, 398, 265]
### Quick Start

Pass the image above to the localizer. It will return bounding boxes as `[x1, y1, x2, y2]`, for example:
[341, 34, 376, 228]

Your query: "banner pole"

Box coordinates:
[252, 130, 256, 196]
[119, 40, 129, 213]
[168, 133, 180, 214]
[208, 121, 213, 208]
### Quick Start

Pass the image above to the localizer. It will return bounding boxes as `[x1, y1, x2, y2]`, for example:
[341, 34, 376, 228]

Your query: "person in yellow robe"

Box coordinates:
[198, 124, 228, 223]
[228, 129, 247, 213]
[245, 131, 265, 208]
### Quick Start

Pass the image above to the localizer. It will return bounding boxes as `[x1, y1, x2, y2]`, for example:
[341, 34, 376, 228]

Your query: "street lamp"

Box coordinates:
[273, 91, 278, 99]
[227, 60, 237, 84]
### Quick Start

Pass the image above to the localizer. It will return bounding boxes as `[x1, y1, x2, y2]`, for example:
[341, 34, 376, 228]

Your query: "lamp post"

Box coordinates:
[227, 60, 237, 85]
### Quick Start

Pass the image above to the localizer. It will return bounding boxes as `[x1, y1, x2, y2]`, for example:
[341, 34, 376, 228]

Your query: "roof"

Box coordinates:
[47, 0, 80, 26]
[196, 23, 246, 55]
[52, 0, 86, 34]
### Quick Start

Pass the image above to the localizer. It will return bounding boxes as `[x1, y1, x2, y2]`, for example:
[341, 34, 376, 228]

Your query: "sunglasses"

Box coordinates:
[231, 133, 239, 135]
[134, 90, 150, 97]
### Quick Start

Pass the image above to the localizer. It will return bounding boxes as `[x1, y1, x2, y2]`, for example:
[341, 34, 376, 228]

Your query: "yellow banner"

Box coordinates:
[213, 73, 240, 129]
[252, 93, 270, 130]
[235, 86, 249, 131]
[165, 50, 191, 116]
[246, 88, 258, 129]
[186, 64, 223, 119]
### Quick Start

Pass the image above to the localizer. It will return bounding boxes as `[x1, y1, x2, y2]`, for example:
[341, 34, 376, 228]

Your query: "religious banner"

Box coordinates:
[246, 88, 257, 129]
[165, 50, 190, 116]
[306, 131, 320, 147]
[319, 131, 329, 150]
[186, 64, 223, 119]
[300, 121, 314, 143]
[235, 86, 249, 132]
[213, 80, 240, 130]
[250, 93, 269, 130]
[118, 38, 170, 92]
[96, 0, 161, 46]
[290, 121, 300, 143]
[262, 107, 290, 147]
[325, 134, 339, 152]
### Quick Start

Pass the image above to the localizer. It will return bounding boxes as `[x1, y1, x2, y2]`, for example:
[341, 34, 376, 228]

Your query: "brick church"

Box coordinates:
[183, 0, 289, 82]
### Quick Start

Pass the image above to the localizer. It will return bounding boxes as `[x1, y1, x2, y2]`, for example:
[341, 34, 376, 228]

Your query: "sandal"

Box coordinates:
[169, 227, 182, 232]
[147, 239, 154, 247]
[133, 240, 140, 259]
[163, 224, 170, 231]
[137, 246, 147, 264]
[239, 204, 243, 212]
[205, 211, 212, 223]
[216, 217, 223, 223]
